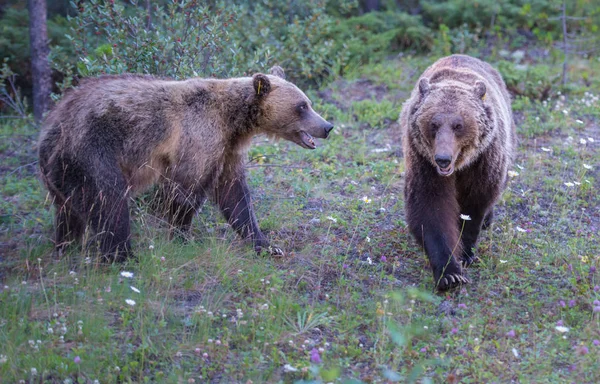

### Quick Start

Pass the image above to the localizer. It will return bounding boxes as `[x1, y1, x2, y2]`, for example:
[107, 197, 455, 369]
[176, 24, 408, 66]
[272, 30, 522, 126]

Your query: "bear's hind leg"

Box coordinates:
[87, 185, 132, 263]
[160, 183, 205, 241]
[54, 206, 84, 257]
[72, 163, 133, 262]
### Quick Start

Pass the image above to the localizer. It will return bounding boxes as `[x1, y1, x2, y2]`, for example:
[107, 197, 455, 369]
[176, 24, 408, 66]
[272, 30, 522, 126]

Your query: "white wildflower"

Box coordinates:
[564, 182, 574, 187]
[574, 181, 581, 186]
[588, 137, 594, 142]
[541, 147, 551, 152]
[508, 170, 519, 178]
[120, 271, 134, 278]
[512, 348, 519, 358]
[555, 326, 569, 333]
[576, 119, 584, 124]
[583, 164, 593, 170]
[125, 299, 136, 306]
[149, 244, 154, 250]
[460, 214, 471, 221]
[326, 216, 337, 223]
[366, 236, 371, 243]
[367, 257, 373, 265]
[499, 260, 508, 264]
[283, 364, 298, 372]
[580, 138, 587, 145]
[362, 196, 371, 204]
[130, 286, 140, 293]
[516, 226, 527, 233]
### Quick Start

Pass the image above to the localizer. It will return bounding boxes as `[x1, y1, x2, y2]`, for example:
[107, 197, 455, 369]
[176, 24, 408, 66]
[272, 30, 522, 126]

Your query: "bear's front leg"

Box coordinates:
[215, 174, 284, 256]
[457, 207, 487, 267]
[457, 167, 500, 267]
[405, 164, 470, 291]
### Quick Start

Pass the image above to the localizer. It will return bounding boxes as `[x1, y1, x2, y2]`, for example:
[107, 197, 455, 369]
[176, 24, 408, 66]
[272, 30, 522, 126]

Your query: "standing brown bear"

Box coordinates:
[399, 55, 516, 291]
[38, 66, 333, 261]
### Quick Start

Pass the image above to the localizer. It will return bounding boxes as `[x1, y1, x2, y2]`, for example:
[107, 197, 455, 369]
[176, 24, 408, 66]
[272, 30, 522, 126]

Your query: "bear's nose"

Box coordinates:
[434, 155, 452, 169]
[324, 123, 334, 134]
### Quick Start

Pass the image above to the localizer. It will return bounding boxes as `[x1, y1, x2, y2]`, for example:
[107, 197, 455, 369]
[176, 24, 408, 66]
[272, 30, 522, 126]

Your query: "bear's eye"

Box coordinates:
[296, 102, 308, 114]
[453, 123, 463, 131]
[430, 122, 439, 132]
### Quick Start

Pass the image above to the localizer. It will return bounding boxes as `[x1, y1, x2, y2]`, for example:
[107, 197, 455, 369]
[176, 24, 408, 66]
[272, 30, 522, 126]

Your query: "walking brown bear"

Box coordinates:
[399, 55, 516, 291]
[38, 66, 333, 261]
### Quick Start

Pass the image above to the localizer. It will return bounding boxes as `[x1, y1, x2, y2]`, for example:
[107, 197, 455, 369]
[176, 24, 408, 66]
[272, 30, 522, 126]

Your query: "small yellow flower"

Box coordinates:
[362, 196, 371, 204]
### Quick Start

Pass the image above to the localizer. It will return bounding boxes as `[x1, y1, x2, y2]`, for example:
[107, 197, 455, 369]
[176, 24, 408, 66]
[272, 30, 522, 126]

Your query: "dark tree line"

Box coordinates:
[28, 0, 52, 122]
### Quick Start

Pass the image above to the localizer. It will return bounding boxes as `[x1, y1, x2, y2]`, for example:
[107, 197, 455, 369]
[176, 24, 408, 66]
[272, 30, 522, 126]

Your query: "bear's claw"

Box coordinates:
[461, 254, 479, 267]
[269, 246, 285, 257]
[438, 273, 470, 291]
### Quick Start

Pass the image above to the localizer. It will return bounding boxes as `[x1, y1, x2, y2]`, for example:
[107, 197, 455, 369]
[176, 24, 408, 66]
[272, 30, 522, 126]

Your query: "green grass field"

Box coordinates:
[1, 54, 599, 383]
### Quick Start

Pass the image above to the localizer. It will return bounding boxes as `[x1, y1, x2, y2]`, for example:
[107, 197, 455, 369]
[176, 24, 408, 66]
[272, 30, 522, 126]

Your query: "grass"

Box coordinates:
[1, 53, 600, 383]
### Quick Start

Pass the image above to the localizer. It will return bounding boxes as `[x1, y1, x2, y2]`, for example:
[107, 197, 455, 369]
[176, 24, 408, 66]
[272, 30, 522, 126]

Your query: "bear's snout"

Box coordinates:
[323, 123, 334, 137]
[434, 154, 452, 169]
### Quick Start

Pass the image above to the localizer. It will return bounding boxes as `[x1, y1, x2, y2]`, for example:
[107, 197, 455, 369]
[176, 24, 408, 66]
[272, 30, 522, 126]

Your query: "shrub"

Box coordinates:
[497, 60, 559, 100]
[54, 0, 239, 79]
[231, 0, 353, 86]
[52, 0, 354, 89]
[421, 0, 561, 36]
[330, 10, 433, 68]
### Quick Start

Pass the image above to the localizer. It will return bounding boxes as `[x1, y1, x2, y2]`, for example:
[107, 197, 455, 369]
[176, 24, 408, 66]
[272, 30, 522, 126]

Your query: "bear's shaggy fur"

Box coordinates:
[38, 66, 333, 261]
[399, 55, 516, 291]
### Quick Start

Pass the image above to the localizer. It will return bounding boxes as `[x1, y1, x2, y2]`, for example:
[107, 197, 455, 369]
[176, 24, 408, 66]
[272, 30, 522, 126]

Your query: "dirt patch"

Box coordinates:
[318, 79, 390, 110]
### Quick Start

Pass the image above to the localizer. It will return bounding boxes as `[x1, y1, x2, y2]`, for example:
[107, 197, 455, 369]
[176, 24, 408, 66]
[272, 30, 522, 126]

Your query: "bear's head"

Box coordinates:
[410, 77, 492, 176]
[251, 66, 334, 149]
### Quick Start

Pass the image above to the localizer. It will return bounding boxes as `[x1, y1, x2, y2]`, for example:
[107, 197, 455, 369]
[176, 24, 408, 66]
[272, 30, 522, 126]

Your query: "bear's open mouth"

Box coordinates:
[299, 131, 316, 149]
[437, 165, 455, 176]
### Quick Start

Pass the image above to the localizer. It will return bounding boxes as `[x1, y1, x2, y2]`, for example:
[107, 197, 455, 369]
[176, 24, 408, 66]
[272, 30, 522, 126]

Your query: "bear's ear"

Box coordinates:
[418, 78, 430, 98]
[269, 66, 286, 79]
[253, 73, 271, 98]
[474, 81, 487, 100]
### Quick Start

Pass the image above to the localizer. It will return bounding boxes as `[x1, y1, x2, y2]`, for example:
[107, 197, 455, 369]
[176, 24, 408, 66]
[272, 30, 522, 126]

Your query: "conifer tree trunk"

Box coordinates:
[28, 0, 52, 122]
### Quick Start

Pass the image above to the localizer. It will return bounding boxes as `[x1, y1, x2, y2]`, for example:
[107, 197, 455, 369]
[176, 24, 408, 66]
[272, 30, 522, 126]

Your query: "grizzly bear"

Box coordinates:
[399, 55, 516, 291]
[38, 66, 333, 261]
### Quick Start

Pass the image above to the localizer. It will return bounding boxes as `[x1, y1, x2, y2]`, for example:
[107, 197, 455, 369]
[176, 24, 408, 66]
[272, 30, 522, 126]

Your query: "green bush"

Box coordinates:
[54, 0, 239, 79]
[497, 60, 559, 100]
[52, 0, 354, 89]
[232, 0, 355, 86]
[421, 0, 561, 36]
[330, 10, 433, 68]
[0, 6, 72, 105]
